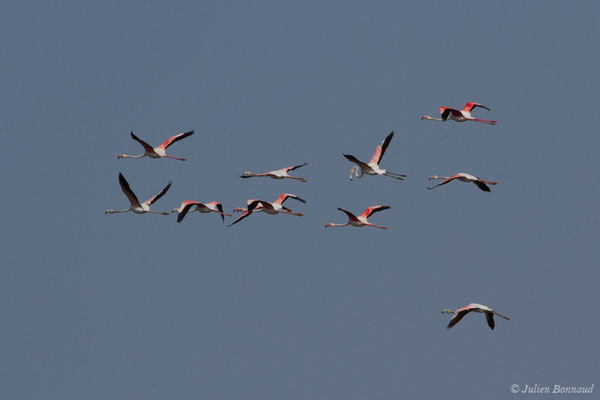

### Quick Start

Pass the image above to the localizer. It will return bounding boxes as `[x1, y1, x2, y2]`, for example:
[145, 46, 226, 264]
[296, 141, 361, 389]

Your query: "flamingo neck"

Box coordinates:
[118, 154, 145, 159]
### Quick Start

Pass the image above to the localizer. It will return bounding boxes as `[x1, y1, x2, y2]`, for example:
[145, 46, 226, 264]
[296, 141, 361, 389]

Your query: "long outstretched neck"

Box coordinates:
[105, 208, 130, 214]
[421, 116, 444, 121]
[325, 222, 349, 228]
[118, 154, 145, 159]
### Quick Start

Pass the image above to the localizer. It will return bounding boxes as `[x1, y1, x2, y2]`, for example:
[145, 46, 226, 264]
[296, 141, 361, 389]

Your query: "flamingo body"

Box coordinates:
[344, 131, 407, 181]
[325, 205, 390, 229]
[442, 303, 510, 330]
[421, 102, 497, 125]
[118, 130, 195, 161]
[428, 172, 497, 192]
[105, 173, 171, 215]
[172, 200, 231, 223]
[241, 163, 308, 182]
[229, 193, 305, 227]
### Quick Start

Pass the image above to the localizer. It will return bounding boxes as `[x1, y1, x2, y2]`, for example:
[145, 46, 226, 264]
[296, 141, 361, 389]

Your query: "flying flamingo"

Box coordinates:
[171, 201, 232, 223]
[442, 303, 510, 330]
[421, 102, 497, 125]
[325, 206, 390, 229]
[117, 130, 195, 160]
[344, 131, 407, 181]
[228, 193, 306, 227]
[241, 163, 308, 182]
[428, 173, 497, 192]
[105, 173, 171, 215]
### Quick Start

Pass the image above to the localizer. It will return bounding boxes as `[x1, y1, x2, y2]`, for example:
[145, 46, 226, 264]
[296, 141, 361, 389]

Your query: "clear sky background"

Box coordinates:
[2, 1, 599, 399]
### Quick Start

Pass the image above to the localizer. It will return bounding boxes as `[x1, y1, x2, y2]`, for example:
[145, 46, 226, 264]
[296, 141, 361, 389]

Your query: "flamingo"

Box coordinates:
[105, 173, 171, 215]
[172, 201, 232, 223]
[241, 163, 308, 182]
[442, 303, 510, 330]
[117, 130, 195, 160]
[325, 206, 390, 229]
[228, 193, 306, 227]
[428, 173, 497, 192]
[344, 131, 407, 181]
[421, 102, 497, 125]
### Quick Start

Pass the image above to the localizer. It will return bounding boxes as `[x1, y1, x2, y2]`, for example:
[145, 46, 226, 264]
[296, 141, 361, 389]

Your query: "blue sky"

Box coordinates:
[1, 1, 599, 399]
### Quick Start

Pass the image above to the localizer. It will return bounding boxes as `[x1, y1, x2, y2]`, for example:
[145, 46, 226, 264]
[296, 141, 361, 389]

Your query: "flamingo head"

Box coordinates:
[428, 175, 440, 181]
[325, 223, 333, 228]
[441, 309, 454, 314]
[240, 171, 253, 178]
[171, 208, 180, 214]
[421, 115, 430, 120]
[117, 154, 125, 159]
[232, 207, 247, 213]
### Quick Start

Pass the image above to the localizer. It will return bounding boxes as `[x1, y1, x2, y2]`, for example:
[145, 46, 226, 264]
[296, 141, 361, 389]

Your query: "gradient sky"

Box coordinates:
[2, 1, 599, 399]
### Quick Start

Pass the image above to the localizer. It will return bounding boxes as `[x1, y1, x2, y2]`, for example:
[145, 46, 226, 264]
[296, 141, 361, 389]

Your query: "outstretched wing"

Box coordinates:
[130, 132, 155, 153]
[273, 193, 306, 205]
[359, 205, 390, 219]
[473, 181, 491, 192]
[144, 181, 172, 206]
[485, 312, 495, 330]
[284, 162, 308, 172]
[177, 201, 202, 223]
[157, 130, 195, 150]
[118, 172, 141, 208]
[343, 154, 370, 170]
[337, 207, 359, 222]
[369, 131, 394, 165]
[461, 102, 490, 113]
[447, 309, 472, 329]
[227, 200, 264, 227]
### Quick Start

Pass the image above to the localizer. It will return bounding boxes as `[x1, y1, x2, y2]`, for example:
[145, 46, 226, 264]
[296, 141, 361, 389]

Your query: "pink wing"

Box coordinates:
[359, 205, 390, 219]
[273, 193, 306, 205]
[143, 181, 172, 206]
[156, 130, 194, 150]
[369, 131, 394, 165]
[176, 201, 202, 223]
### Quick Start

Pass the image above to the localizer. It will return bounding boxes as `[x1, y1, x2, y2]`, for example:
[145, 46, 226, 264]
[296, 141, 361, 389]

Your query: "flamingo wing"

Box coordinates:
[216, 203, 230, 222]
[473, 180, 492, 192]
[485, 312, 495, 330]
[369, 131, 394, 164]
[118, 173, 142, 208]
[343, 154, 370, 170]
[337, 208, 359, 222]
[177, 201, 202, 223]
[156, 130, 195, 150]
[144, 181, 172, 206]
[227, 200, 264, 226]
[274, 193, 306, 205]
[359, 205, 390, 219]
[285, 162, 308, 172]
[447, 308, 472, 329]
[130, 132, 155, 153]
[462, 102, 490, 113]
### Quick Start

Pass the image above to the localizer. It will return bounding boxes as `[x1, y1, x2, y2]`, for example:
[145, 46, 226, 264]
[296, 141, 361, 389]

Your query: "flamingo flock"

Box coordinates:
[107, 103, 509, 331]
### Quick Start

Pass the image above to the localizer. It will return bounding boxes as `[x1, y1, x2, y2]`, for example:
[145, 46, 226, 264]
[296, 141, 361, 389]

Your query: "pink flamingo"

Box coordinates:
[421, 102, 497, 125]
[241, 163, 308, 182]
[228, 193, 306, 227]
[325, 206, 390, 229]
[118, 130, 195, 160]
[172, 201, 232, 223]
[442, 303, 510, 330]
[344, 131, 407, 181]
[105, 173, 171, 215]
[428, 173, 497, 192]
